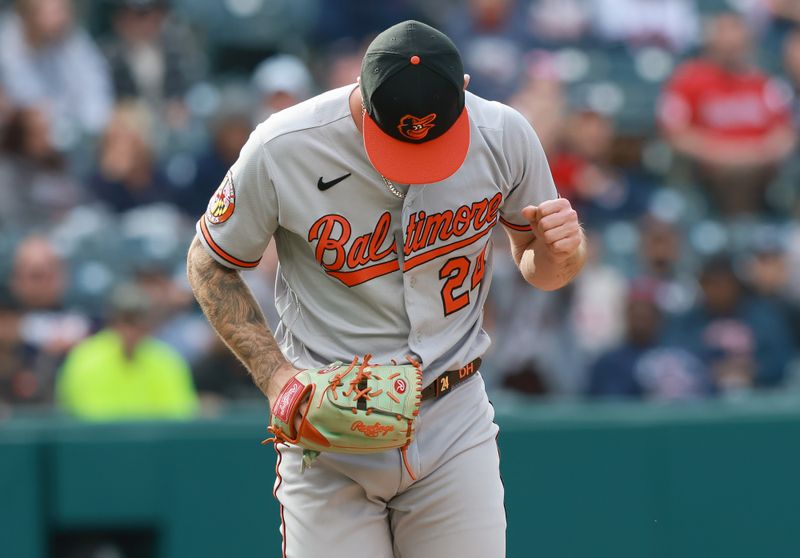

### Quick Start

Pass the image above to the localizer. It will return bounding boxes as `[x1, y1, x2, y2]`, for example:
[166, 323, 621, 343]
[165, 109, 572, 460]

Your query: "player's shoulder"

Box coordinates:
[251, 85, 353, 146]
[466, 91, 534, 138]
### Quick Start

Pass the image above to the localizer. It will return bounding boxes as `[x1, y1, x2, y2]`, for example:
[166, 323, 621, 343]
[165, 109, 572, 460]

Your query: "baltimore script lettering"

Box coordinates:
[307, 193, 502, 287]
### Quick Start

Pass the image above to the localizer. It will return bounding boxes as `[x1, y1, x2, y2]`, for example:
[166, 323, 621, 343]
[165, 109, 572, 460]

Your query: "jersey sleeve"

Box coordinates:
[499, 106, 559, 232]
[195, 125, 278, 269]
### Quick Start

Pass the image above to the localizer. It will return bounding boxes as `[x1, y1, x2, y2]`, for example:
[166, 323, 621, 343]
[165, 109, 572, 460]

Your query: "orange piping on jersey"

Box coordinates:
[401, 445, 417, 481]
[404, 223, 494, 271]
[273, 444, 287, 558]
[198, 218, 261, 268]
[499, 217, 532, 232]
[326, 259, 400, 287]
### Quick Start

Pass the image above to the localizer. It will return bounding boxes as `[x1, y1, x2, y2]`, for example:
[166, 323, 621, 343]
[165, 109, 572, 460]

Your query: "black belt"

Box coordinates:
[421, 358, 482, 402]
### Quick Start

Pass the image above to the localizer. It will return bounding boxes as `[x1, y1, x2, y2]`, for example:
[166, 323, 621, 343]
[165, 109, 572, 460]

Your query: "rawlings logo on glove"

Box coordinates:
[273, 378, 304, 422]
[351, 421, 394, 437]
[264, 355, 423, 478]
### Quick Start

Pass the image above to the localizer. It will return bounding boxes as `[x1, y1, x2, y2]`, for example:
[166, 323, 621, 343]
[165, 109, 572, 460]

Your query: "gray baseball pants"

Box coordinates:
[272, 373, 506, 558]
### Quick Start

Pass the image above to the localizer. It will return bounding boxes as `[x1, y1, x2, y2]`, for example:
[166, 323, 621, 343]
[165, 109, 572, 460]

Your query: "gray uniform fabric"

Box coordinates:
[196, 83, 557, 557]
[196, 84, 556, 383]
[274, 374, 505, 558]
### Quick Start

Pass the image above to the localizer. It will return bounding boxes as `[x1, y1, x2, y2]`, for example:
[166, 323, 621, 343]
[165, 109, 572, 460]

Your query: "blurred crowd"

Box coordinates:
[2, 0, 800, 419]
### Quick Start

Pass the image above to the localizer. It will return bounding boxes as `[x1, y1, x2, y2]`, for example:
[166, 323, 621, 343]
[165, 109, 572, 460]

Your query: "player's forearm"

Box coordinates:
[507, 200, 587, 291]
[525, 231, 587, 291]
[186, 236, 288, 397]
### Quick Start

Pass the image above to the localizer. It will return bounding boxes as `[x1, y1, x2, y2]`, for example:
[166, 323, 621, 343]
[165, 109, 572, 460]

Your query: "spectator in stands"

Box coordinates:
[57, 283, 198, 420]
[104, 0, 203, 129]
[569, 232, 627, 360]
[737, 0, 800, 37]
[90, 102, 174, 213]
[486, 252, 583, 395]
[322, 43, 367, 90]
[743, 231, 800, 348]
[179, 109, 251, 218]
[444, 0, 530, 101]
[0, 0, 112, 143]
[549, 109, 654, 228]
[509, 51, 566, 157]
[635, 215, 696, 315]
[768, 0, 800, 23]
[0, 294, 49, 407]
[775, 31, 800, 213]
[587, 279, 709, 400]
[591, 0, 700, 53]
[666, 254, 794, 390]
[192, 336, 261, 401]
[658, 12, 795, 215]
[9, 235, 91, 360]
[0, 106, 85, 229]
[251, 54, 314, 123]
[0, 84, 12, 132]
[783, 28, 800, 124]
[132, 261, 215, 366]
[526, 0, 590, 45]
[313, 0, 420, 46]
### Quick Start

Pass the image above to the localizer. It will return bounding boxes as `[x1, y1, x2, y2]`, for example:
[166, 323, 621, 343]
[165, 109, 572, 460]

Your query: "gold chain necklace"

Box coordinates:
[362, 102, 407, 200]
[381, 176, 406, 199]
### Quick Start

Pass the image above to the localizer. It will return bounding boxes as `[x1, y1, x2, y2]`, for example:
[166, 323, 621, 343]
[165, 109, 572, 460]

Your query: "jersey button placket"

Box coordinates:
[403, 187, 424, 345]
[403, 187, 419, 290]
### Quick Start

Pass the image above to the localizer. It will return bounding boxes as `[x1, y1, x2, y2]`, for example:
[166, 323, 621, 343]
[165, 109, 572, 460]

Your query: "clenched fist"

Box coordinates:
[521, 198, 582, 263]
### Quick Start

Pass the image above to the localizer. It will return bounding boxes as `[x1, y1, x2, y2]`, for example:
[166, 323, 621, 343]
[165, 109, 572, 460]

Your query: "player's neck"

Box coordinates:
[349, 85, 364, 134]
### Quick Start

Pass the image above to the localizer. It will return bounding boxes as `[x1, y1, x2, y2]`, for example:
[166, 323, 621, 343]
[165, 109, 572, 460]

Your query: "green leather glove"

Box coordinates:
[265, 356, 423, 477]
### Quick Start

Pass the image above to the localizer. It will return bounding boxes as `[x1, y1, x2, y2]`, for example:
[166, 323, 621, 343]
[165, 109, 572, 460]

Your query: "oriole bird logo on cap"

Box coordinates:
[397, 113, 437, 140]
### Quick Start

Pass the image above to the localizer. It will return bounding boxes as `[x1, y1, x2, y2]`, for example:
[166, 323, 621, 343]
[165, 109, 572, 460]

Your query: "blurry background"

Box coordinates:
[2, 0, 800, 557]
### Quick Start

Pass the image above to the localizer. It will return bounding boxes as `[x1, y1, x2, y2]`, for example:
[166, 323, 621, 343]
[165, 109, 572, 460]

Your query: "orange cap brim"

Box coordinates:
[363, 107, 470, 185]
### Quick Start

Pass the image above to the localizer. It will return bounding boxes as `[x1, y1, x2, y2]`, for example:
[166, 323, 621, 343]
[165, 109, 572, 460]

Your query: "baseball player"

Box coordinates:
[187, 20, 586, 558]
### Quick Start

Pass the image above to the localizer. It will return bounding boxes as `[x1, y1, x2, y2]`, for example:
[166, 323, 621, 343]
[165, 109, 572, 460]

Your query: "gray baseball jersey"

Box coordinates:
[196, 84, 557, 387]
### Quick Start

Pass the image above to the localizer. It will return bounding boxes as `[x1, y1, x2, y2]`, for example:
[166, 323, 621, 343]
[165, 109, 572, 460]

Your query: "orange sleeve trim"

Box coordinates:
[499, 217, 532, 232]
[198, 218, 261, 269]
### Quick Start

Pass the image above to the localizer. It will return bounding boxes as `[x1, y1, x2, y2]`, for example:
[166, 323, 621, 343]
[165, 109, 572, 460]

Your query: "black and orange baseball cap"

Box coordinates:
[360, 20, 470, 185]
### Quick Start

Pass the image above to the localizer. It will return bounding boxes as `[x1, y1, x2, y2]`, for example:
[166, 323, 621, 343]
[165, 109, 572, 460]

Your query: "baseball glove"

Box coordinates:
[264, 355, 423, 478]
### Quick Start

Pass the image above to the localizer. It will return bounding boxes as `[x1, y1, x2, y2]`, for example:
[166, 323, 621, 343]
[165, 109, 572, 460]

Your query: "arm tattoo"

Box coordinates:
[186, 236, 285, 397]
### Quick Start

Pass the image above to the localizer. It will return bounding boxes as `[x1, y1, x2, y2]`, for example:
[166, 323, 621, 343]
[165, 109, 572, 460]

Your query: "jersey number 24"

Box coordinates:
[438, 244, 488, 316]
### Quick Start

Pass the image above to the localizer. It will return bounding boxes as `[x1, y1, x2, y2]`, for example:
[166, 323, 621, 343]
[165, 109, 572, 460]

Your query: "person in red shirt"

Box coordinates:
[658, 12, 795, 215]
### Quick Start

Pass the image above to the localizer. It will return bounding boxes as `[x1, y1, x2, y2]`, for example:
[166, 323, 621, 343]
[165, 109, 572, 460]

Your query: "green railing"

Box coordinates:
[3, 395, 800, 558]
